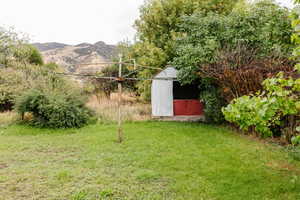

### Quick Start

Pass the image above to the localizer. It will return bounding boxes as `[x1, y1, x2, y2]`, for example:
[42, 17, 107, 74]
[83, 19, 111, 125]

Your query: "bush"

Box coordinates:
[15, 89, 93, 128]
[289, 146, 300, 161]
[222, 72, 300, 143]
[199, 45, 294, 103]
[200, 86, 225, 124]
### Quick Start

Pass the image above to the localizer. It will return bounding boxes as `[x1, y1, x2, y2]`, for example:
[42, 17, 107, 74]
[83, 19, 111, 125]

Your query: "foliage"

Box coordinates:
[200, 85, 225, 123]
[0, 27, 43, 66]
[223, 72, 300, 142]
[222, 0, 300, 143]
[0, 63, 65, 112]
[289, 0, 300, 143]
[90, 63, 136, 98]
[0, 69, 27, 111]
[15, 88, 93, 128]
[0, 27, 26, 66]
[13, 44, 44, 65]
[123, 0, 240, 99]
[135, 0, 241, 57]
[173, 0, 293, 85]
[0, 27, 46, 111]
[117, 41, 168, 101]
[91, 65, 119, 97]
[200, 45, 294, 103]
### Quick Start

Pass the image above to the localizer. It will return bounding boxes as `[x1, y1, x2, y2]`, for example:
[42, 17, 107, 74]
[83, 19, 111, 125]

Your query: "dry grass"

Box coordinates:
[86, 94, 151, 122]
[0, 112, 18, 127]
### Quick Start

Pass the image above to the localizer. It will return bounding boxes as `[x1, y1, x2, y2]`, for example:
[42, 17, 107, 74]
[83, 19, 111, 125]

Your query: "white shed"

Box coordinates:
[151, 66, 204, 119]
[151, 67, 178, 117]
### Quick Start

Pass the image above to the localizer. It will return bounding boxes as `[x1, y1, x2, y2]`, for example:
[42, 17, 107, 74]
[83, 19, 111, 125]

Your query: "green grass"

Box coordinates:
[0, 122, 299, 200]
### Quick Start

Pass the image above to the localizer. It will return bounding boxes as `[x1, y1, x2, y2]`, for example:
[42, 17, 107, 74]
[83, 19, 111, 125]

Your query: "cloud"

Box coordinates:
[0, 0, 144, 45]
[0, 0, 294, 44]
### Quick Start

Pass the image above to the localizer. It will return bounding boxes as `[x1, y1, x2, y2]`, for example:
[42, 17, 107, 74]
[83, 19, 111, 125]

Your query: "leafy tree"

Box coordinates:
[0, 27, 43, 66]
[0, 69, 26, 111]
[173, 0, 293, 85]
[0, 27, 25, 66]
[124, 0, 241, 100]
[135, 0, 241, 58]
[14, 44, 44, 65]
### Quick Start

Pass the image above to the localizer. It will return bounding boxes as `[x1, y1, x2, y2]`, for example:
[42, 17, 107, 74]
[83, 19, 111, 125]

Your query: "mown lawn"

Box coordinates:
[0, 122, 299, 200]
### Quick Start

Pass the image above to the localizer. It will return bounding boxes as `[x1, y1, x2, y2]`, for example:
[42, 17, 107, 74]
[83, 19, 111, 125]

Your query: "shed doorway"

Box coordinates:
[173, 82, 203, 116]
[151, 66, 204, 120]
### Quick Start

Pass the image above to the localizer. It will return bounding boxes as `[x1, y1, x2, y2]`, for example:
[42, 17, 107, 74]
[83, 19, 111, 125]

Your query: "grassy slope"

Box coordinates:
[0, 122, 299, 200]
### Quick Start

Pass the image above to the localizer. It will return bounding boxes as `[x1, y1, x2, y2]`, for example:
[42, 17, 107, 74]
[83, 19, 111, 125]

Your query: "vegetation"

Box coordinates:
[200, 85, 226, 124]
[169, 0, 293, 123]
[0, 1, 299, 199]
[0, 26, 94, 128]
[15, 89, 93, 128]
[222, 0, 299, 144]
[120, 0, 241, 100]
[0, 28, 43, 66]
[223, 72, 299, 143]
[91, 64, 136, 98]
[173, 1, 293, 85]
[0, 69, 25, 111]
[0, 122, 299, 200]
[86, 95, 151, 123]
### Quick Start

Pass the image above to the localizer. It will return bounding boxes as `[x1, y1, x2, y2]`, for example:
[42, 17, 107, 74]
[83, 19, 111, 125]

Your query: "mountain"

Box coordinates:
[33, 42, 68, 51]
[33, 41, 118, 73]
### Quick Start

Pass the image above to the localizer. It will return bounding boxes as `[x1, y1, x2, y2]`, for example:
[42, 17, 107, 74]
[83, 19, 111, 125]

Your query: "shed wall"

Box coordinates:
[151, 80, 174, 116]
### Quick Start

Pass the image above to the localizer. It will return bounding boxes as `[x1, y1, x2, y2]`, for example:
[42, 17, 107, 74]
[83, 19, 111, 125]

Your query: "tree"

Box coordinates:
[0, 27, 43, 66]
[135, 0, 241, 57]
[173, 0, 293, 85]
[0, 27, 25, 66]
[14, 44, 44, 65]
[126, 0, 241, 100]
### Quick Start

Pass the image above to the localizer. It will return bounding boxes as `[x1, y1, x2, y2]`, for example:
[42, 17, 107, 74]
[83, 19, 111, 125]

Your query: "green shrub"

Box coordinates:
[200, 88, 225, 124]
[222, 72, 299, 142]
[15, 89, 93, 128]
[288, 146, 300, 161]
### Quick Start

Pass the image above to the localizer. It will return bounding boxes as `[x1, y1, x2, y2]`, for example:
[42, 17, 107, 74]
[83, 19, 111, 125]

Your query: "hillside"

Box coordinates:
[33, 41, 117, 73]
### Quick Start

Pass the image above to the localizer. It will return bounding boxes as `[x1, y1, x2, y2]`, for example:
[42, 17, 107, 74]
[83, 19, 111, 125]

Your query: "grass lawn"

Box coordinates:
[0, 122, 299, 200]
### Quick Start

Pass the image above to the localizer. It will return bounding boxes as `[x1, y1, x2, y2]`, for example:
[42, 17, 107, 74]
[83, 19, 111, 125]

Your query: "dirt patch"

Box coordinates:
[266, 162, 300, 174]
[0, 163, 8, 169]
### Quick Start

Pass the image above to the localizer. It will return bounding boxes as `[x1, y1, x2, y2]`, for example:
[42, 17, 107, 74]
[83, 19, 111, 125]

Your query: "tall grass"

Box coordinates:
[86, 94, 151, 123]
[0, 112, 18, 127]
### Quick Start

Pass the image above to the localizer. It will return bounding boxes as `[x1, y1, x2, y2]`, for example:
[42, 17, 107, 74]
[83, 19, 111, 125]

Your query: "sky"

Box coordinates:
[0, 0, 295, 45]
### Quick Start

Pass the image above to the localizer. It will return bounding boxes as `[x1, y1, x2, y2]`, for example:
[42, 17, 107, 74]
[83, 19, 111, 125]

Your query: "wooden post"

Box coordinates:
[117, 54, 123, 143]
[133, 59, 136, 70]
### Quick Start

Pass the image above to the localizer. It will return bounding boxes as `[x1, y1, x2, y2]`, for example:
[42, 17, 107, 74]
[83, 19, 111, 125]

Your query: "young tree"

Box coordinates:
[0, 27, 43, 67]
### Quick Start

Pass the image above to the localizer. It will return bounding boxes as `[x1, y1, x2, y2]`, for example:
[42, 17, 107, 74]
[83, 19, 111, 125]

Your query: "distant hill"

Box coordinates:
[33, 41, 118, 73]
[33, 42, 68, 51]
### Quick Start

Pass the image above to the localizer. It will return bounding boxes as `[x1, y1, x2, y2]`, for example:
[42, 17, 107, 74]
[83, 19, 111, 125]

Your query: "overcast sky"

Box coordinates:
[0, 0, 294, 45]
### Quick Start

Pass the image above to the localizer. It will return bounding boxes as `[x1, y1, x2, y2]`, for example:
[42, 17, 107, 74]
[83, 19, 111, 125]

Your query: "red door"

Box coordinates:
[173, 100, 204, 116]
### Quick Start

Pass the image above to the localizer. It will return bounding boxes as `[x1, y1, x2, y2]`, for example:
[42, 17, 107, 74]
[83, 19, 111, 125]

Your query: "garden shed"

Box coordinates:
[151, 66, 204, 121]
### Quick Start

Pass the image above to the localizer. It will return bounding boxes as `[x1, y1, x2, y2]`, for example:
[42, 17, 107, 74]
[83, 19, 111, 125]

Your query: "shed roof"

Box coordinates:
[154, 66, 177, 79]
